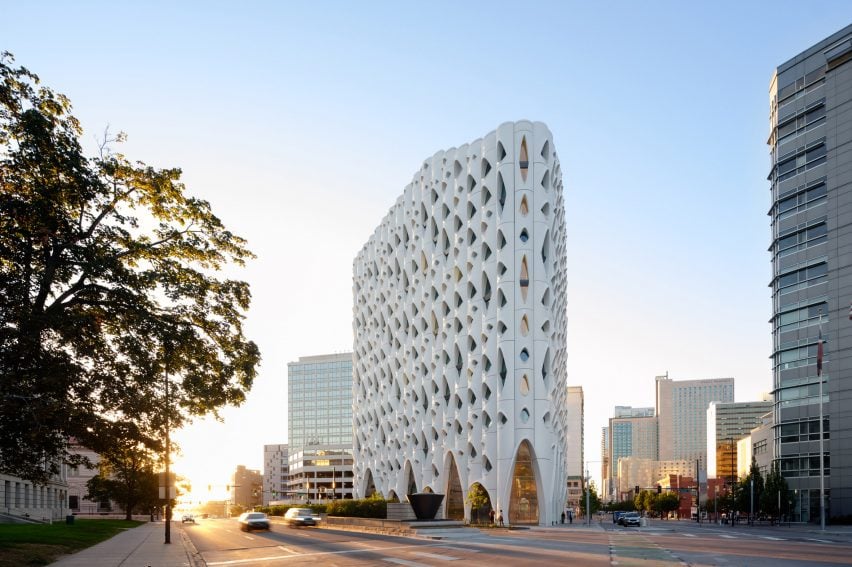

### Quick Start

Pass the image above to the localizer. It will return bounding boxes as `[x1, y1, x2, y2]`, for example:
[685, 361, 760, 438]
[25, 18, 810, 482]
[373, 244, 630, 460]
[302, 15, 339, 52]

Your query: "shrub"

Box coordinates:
[326, 497, 388, 518]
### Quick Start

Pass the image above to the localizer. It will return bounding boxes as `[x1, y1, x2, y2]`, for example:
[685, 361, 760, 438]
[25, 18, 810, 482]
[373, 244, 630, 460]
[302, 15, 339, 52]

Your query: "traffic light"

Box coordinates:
[657, 484, 662, 494]
[226, 485, 230, 491]
[635, 485, 640, 495]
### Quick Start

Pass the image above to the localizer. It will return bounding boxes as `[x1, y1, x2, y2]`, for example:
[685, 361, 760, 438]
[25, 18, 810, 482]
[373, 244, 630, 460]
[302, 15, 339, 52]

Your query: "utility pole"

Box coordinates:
[695, 459, 700, 523]
[730, 437, 736, 527]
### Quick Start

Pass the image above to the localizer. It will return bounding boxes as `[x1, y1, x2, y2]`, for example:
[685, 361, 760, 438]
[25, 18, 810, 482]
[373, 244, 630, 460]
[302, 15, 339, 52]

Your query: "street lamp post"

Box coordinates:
[817, 312, 826, 531]
[164, 348, 171, 544]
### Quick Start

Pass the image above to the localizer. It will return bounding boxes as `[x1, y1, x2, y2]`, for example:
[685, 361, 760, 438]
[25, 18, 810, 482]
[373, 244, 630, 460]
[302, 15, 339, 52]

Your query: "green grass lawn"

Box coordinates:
[0, 519, 143, 567]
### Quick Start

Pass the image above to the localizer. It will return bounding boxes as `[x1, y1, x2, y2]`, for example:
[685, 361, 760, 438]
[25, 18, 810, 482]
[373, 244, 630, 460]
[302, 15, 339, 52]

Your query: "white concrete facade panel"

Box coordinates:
[352, 121, 568, 525]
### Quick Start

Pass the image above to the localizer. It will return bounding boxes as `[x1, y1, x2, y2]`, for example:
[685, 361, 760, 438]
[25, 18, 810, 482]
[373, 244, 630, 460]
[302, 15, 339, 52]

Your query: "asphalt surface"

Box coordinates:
[183, 517, 852, 566]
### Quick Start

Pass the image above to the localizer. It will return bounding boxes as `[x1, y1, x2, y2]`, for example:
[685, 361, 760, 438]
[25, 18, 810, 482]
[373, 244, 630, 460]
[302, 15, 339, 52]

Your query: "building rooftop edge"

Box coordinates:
[776, 23, 852, 73]
[288, 353, 353, 365]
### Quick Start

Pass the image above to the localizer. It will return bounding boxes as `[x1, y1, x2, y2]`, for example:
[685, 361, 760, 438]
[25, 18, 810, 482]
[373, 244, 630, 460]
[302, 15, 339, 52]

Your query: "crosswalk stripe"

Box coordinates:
[720, 534, 737, 539]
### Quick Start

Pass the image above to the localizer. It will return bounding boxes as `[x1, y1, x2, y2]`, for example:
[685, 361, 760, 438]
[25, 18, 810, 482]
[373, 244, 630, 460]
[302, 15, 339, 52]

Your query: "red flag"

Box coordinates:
[817, 326, 824, 377]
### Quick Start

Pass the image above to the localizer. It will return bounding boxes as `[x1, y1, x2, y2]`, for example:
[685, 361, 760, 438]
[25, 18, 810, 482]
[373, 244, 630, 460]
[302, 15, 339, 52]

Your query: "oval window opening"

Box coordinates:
[520, 229, 529, 243]
[520, 348, 529, 362]
[520, 408, 530, 423]
[520, 375, 530, 396]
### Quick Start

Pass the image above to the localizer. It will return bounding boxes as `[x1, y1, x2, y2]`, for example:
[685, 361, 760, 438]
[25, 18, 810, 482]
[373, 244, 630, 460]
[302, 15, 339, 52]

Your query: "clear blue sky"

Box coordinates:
[3, 1, 852, 490]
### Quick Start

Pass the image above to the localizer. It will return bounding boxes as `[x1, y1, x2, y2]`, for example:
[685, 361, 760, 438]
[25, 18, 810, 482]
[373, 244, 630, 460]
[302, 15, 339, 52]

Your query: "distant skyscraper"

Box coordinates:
[262, 444, 288, 506]
[706, 400, 772, 481]
[287, 353, 354, 501]
[566, 386, 584, 478]
[656, 374, 734, 466]
[566, 386, 584, 514]
[608, 409, 658, 500]
[352, 122, 569, 525]
[601, 426, 610, 499]
[768, 24, 852, 522]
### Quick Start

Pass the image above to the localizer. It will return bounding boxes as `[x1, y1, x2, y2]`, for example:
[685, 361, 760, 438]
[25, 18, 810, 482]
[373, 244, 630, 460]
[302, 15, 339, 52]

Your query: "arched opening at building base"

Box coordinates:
[509, 441, 540, 525]
[444, 454, 464, 520]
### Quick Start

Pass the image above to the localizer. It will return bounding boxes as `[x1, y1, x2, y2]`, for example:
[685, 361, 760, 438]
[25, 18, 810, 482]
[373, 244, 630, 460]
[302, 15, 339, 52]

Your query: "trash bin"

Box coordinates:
[66, 515, 75, 525]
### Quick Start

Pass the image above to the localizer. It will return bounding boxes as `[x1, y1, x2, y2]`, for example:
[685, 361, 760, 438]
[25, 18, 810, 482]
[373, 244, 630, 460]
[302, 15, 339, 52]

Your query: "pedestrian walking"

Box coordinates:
[561, 511, 565, 524]
[489, 509, 495, 524]
[497, 510, 504, 526]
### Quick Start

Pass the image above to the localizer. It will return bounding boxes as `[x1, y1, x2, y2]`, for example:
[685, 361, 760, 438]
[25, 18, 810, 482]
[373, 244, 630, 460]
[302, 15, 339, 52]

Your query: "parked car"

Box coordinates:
[284, 507, 318, 527]
[181, 514, 195, 524]
[238, 512, 271, 531]
[620, 512, 641, 527]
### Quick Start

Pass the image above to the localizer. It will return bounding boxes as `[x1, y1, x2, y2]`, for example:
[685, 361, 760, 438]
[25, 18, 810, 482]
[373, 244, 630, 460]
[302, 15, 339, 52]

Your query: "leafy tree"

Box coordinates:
[579, 483, 602, 517]
[736, 456, 765, 518]
[85, 443, 160, 520]
[0, 53, 260, 482]
[465, 483, 490, 524]
[761, 461, 789, 519]
[656, 493, 679, 518]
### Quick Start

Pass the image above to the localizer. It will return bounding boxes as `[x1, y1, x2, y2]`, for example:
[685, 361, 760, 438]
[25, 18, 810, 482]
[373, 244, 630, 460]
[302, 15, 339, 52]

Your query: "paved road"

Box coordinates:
[603, 519, 852, 566]
[184, 518, 612, 566]
[184, 517, 852, 566]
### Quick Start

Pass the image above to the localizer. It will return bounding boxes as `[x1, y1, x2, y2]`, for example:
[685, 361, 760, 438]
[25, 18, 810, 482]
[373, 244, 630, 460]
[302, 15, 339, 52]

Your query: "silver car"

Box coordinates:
[284, 507, 318, 527]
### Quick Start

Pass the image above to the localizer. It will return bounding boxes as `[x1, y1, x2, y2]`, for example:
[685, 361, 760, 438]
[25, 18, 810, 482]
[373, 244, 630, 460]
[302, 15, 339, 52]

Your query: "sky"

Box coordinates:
[3, 1, 852, 495]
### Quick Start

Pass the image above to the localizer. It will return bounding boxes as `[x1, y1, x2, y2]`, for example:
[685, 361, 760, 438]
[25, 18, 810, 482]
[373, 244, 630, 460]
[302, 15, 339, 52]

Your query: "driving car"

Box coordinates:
[283, 507, 318, 527]
[620, 512, 641, 527]
[181, 514, 195, 524]
[238, 511, 271, 531]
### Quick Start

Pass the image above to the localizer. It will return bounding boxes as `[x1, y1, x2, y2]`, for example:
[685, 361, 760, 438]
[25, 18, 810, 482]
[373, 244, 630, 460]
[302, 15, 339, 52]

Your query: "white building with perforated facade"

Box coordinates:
[352, 121, 568, 525]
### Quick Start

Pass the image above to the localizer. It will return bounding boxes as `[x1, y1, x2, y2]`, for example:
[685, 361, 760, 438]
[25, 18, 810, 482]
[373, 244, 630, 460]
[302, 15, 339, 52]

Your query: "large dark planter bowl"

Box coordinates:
[406, 492, 444, 520]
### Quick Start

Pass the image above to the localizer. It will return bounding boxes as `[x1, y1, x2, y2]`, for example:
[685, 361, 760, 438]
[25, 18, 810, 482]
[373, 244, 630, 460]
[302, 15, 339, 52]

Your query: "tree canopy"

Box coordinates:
[85, 443, 161, 521]
[0, 53, 260, 483]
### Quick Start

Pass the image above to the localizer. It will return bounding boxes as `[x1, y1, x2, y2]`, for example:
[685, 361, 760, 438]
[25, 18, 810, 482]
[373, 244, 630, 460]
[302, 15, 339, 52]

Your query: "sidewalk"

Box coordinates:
[50, 520, 204, 567]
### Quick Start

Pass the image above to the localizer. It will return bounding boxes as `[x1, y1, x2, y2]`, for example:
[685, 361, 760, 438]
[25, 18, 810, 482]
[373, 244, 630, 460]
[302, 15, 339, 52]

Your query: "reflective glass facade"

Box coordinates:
[286, 353, 355, 501]
[768, 24, 852, 522]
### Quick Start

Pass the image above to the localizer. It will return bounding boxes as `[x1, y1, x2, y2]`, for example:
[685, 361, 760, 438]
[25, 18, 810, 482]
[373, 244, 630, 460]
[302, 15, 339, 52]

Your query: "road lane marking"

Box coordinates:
[682, 533, 696, 537]
[243, 536, 254, 540]
[205, 543, 445, 565]
[807, 538, 832, 543]
[719, 534, 738, 539]
[383, 560, 430, 567]
[278, 546, 297, 553]
[761, 536, 784, 540]
[411, 551, 458, 561]
[436, 545, 479, 553]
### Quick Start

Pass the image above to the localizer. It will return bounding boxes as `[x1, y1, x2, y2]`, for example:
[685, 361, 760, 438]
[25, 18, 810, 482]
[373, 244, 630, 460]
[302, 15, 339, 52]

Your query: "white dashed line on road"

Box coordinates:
[411, 551, 458, 561]
[382, 559, 431, 567]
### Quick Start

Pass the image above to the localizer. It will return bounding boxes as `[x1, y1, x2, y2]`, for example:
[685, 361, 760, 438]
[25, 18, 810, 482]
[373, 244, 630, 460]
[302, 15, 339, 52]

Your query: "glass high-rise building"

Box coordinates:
[768, 24, 852, 522]
[286, 353, 354, 501]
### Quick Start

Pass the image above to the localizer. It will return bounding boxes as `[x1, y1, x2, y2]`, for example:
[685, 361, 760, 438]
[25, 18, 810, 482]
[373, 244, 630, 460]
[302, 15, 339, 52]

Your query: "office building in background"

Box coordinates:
[286, 353, 355, 502]
[768, 24, 852, 522]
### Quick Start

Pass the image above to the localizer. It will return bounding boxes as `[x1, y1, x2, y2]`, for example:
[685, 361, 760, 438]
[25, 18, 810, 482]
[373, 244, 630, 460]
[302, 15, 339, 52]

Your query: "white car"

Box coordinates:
[283, 508, 318, 527]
